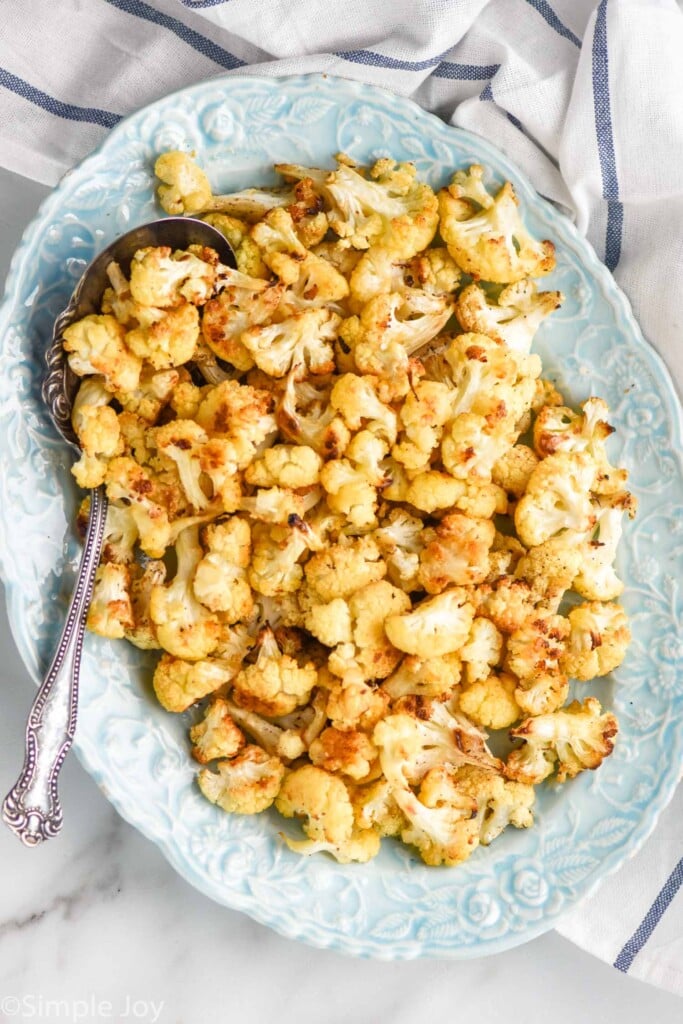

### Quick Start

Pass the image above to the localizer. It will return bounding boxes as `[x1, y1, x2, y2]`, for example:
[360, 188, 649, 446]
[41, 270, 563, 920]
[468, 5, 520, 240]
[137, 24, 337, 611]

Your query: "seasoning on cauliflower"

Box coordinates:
[395, 764, 481, 867]
[330, 373, 398, 444]
[112, 366, 181, 424]
[149, 525, 221, 660]
[561, 601, 631, 681]
[62, 314, 142, 394]
[455, 280, 563, 353]
[198, 745, 285, 814]
[392, 379, 455, 471]
[533, 397, 628, 495]
[245, 444, 322, 489]
[418, 512, 495, 593]
[309, 727, 378, 781]
[382, 652, 461, 700]
[304, 535, 387, 603]
[506, 697, 618, 784]
[240, 307, 340, 379]
[71, 380, 123, 488]
[351, 777, 406, 837]
[152, 653, 234, 712]
[451, 765, 535, 845]
[492, 444, 539, 499]
[277, 374, 351, 459]
[125, 302, 200, 370]
[104, 456, 172, 558]
[514, 531, 583, 611]
[439, 165, 555, 282]
[201, 269, 284, 370]
[506, 613, 570, 716]
[192, 518, 254, 622]
[189, 698, 246, 764]
[195, 379, 276, 454]
[385, 588, 475, 658]
[276, 764, 381, 863]
[573, 490, 637, 601]
[515, 452, 597, 548]
[232, 626, 318, 716]
[86, 563, 133, 639]
[155, 151, 213, 215]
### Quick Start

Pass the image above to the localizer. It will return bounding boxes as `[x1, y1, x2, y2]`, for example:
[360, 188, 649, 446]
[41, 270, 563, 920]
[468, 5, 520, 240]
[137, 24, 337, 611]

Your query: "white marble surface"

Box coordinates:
[0, 164, 681, 1024]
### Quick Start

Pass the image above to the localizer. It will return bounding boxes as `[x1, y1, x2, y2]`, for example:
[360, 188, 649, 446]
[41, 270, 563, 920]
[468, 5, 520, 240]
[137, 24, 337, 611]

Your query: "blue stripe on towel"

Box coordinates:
[0, 66, 121, 127]
[103, 0, 246, 70]
[525, 0, 581, 48]
[334, 49, 448, 71]
[178, 1, 232, 8]
[433, 62, 500, 81]
[614, 857, 683, 973]
[591, 0, 623, 271]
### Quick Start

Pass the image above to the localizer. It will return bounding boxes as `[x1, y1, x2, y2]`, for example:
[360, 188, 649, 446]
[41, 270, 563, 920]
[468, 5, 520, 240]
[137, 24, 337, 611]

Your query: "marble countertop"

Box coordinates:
[0, 165, 680, 1024]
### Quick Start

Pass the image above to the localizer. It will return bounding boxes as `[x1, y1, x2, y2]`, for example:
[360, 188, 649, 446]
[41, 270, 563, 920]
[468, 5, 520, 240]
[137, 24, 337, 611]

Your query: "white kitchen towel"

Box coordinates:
[0, 0, 682, 994]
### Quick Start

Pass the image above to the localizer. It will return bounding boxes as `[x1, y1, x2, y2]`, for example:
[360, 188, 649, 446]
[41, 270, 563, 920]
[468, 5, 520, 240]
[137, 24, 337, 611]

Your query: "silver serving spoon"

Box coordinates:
[3, 217, 236, 846]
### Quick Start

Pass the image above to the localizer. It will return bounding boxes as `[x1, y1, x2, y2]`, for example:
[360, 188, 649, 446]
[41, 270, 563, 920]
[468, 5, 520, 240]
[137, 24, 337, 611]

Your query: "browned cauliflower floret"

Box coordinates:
[112, 366, 181, 424]
[124, 559, 166, 650]
[573, 492, 637, 601]
[193, 518, 253, 621]
[276, 764, 380, 863]
[201, 270, 284, 370]
[195, 378, 276, 454]
[105, 456, 172, 558]
[152, 419, 211, 512]
[232, 626, 318, 716]
[395, 764, 481, 867]
[239, 485, 321, 525]
[477, 577, 540, 634]
[326, 580, 411, 682]
[404, 469, 465, 515]
[351, 777, 406, 837]
[515, 452, 597, 548]
[442, 413, 515, 484]
[392, 379, 455, 471]
[514, 532, 583, 611]
[451, 765, 535, 845]
[458, 671, 522, 730]
[189, 697, 246, 764]
[385, 588, 475, 658]
[506, 613, 570, 716]
[506, 697, 618, 784]
[330, 373, 398, 444]
[382, 652, 461, 700]
[533, 398, 628, 495]
[129, 246, 216, 308]
[560, 601, 631, 681]
[248, 521, 309, 597]
[198, 745, 285, 814]
[418, 512, 495, 593]
[153, 653, 234, 712]
[455, 280, 563, 353]
[62, 314, 142, 394]
[71, 378, 123, 488]
[277, 374, 351, 459]
[459, 617, 504, 684]
[309, 727, 378, 782]
[324, 672, 390, 732]
[492, 444, 539, 499]
[441, 332, 541, 424]
[225, 691, 327, 762]
[149, 525, 221, 660]
[439, 166, 555, 283]
[320, 429, 390, 529]
[86, 563, 133, 639]
[240, 307, 340, 379]
[373, 507, 424, 592]
[304, 536, 386, 602]
[125, 302, 200, 370]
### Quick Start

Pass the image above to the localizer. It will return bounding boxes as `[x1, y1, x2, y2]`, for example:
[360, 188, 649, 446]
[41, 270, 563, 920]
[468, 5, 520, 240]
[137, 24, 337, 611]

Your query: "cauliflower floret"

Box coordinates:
[84, 500, 137, 564]
[533, 398, 628, 495]
[324, 672, 391, 732]
[112, 366, 181, 424]
[149, 525, 221, 660]
[198, 745, 285, 814]
[452, 765, 535, 845]
[276, 764, 380, 863]
[506, 613, 570, 716]
[86, 563, 133, 639]
[129, 246, 216, 308]
[62, 314, 142, 394]
[123, 559, 166, 650]
[232, 626, 318, 716]
[385, 588, 475, 658]
[304, 596, 353, 647]
[477, 577, 540, 634]
[342, 290, 453, 382]
[304, 536, 387, 602]
[400, 470, 461, 515]
[374, 696, 501, 787]
[352, 777, 406, 837]
[348, 246, 461, 310]
[561, 601, 631, 681]
[514, 531, 583, 611]
[193, 518, 254, 622]
[392, 380, 455, 471]
[458, 672, 522, 730]
[239, 485, 321, 525]
[486, 531, 526, 580]
[441, 332, 541, 423]
[442, 413, 515, 483]
[245, 444, 322, 489]
[155, 151, 213, 215]
[251, 208, 348, 301]
[330, 373, 398, 444]
[506, 697, 618, 784]
[105, 457, 172, 558]
[71, 385, 123, 488]
[460, 617, 504, 684]
[152, 653, 234, 712]
[327, 581, 411, 682]
[248, 521, 309, 596]
[189, 697, 246, 764]
[151, 419, 211, 511]
[439, 166, 555, 283]
[382, 652, 461, 700]
[125, 301, 200, 370]
[309, 727, 378, 782]
[320, 430, 390, 529]
[195, 379, 276, 447]
[455, 280, 563, 353]
[394, 764, 481, 867]
[240, 307, 340, 379]
[573, 492, 637, 601]
[277, 374, 351, 459]
[373, 508, 424, 592]
[201, 270, 284, 370]
[514, 452, 597, 548]
[418, 512, 495, 594]
[225, 694, 326, 762]
[492, 444, 539, 499]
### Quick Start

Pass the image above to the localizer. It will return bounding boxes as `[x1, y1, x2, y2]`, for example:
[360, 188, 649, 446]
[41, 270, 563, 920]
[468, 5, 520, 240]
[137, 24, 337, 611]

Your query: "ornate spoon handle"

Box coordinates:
[2, 487, 108, 845]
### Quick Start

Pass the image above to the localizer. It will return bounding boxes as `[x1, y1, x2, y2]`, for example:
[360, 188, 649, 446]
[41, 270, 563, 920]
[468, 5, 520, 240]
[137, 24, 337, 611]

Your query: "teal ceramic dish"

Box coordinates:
[1, 74, 682, 959]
